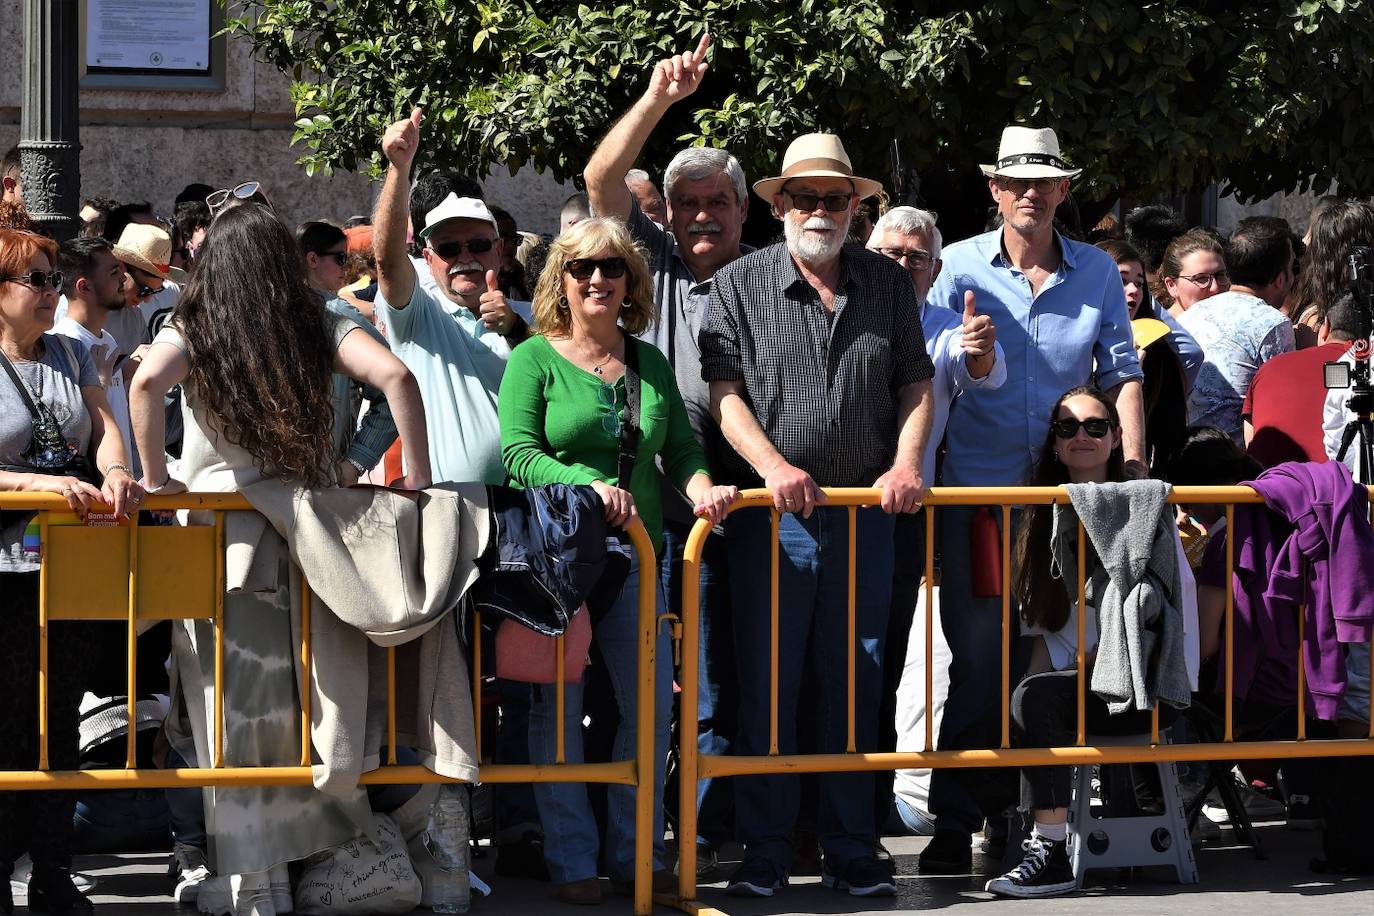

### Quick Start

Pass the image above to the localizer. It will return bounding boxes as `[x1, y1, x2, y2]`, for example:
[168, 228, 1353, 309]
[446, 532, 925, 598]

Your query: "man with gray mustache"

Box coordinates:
[584, 32, 753, 878]
[700, 133, 935, 899]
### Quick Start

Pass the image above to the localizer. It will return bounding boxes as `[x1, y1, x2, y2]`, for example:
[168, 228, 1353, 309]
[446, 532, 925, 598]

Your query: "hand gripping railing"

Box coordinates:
[0, 491, 661, 916]
[668, 485, 1374, 910]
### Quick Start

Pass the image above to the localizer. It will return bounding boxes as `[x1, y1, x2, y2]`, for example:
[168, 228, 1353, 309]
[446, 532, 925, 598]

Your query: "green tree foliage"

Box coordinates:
[229, 0, 1374, 202]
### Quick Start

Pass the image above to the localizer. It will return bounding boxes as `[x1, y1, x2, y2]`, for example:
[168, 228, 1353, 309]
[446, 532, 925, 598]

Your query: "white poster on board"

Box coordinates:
[87, 0, 210, 71]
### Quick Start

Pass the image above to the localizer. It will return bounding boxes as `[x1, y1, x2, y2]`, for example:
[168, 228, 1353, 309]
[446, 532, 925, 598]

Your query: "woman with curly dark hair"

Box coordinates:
[1287, 198, 1374, 342]
[129, 203, 430, 916]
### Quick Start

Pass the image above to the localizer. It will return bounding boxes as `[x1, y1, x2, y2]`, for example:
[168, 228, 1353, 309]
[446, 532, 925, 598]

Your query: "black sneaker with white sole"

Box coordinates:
[726, 857, 787, 898]
[822, 855, 898, 897]
[984, 836, 1076, 899]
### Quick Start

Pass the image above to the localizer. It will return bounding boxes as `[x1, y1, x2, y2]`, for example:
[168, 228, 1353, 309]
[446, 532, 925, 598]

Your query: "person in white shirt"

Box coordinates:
[54, 236, 136, 467]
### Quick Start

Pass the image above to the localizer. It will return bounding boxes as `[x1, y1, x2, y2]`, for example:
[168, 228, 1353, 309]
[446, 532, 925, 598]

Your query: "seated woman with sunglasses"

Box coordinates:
[986, 385, 1195, 900]
[1, 228, 143, 916]
[498, 217, 738, 904]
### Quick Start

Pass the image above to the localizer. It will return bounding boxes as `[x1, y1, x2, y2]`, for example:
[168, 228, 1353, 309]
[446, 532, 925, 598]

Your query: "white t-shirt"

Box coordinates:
[1323, 350, 1365, 483]
[51, 317, 132, 460]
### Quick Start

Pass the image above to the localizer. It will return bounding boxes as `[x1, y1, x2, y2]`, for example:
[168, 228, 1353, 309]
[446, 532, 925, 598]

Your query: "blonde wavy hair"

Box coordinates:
[531, 217, 657, 337]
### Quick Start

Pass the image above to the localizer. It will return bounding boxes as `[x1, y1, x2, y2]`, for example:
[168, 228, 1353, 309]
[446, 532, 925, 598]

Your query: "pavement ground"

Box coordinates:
[15, 820, 1374, 915]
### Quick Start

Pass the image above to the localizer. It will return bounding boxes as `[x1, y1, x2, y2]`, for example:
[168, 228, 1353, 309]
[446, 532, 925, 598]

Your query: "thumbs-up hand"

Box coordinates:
[960, 290, 997, 376]
[382, 107, 423, 168]
[479, 269, 516, 334]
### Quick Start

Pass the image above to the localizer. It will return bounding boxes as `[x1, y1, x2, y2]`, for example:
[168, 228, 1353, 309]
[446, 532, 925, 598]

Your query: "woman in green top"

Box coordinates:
[499, 217, 737, 904]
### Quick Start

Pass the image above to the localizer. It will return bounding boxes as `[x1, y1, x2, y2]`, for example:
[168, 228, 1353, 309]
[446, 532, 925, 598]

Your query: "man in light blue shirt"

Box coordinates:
[866, 206, 1006, 841]
[372, 108, 530, 485]
[918, 126, 1146, 878]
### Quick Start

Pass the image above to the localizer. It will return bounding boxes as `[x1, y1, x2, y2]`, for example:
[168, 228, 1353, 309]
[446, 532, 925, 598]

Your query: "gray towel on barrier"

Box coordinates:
[1051, 480, 1190, 713]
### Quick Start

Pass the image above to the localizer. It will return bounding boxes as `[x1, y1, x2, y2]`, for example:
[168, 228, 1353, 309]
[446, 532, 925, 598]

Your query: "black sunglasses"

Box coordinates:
[1, 270, 64, 293]
[1052, 417, 1113, 440]
[429, 237, 495, 259]
[564, 257, 628, 280]
[311, 250, 349, 267]
[785, 191, 852, 213]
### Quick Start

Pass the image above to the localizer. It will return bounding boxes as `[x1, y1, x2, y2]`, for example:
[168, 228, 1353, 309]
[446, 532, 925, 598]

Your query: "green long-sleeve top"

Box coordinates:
[499, 334, 709, 555]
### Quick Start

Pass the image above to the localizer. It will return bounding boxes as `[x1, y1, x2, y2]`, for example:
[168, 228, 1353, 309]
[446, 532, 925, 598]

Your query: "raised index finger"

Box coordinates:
[692, 32, 712, 62]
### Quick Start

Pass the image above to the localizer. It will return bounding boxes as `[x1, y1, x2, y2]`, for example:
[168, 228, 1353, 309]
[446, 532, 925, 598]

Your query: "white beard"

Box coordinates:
[784, 215, 845, 264]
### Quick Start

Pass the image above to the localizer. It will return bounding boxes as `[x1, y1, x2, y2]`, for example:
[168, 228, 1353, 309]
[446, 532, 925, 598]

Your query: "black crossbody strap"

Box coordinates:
[617, 332, 641, 488]
[0, 347, 43, 421]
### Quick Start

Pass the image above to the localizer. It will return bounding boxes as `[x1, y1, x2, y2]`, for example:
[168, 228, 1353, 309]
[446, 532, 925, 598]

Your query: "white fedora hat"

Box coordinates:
[980, 126, 1082, 179]
[753, 133, 883, 202]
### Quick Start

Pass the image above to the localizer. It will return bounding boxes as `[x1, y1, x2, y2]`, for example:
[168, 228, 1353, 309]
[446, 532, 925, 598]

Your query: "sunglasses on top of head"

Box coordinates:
[428, 237, 496, 259]
[1051, 417, 1113, 439]
[206, 181, 274, 217]
[1, 270, 64, 293]
[563, 257, 627, 280]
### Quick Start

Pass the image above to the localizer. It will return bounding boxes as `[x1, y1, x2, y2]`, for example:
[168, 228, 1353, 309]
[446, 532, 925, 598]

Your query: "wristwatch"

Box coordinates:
[344, 456, 369, 479]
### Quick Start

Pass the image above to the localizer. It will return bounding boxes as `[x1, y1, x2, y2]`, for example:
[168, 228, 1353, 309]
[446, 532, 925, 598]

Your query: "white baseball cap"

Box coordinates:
[419, 193, 499, 240]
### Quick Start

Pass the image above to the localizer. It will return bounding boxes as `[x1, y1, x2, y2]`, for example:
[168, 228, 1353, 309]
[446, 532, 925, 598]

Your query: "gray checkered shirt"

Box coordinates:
[700, 241, 935, 488]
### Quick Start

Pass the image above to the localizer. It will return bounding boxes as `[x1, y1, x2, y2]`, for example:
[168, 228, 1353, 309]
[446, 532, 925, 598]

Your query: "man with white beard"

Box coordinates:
[699, 133, 935, 899]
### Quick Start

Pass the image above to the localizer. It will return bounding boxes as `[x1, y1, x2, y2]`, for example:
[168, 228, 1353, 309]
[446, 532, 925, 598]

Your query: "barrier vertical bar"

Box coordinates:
[1076, 519, 1086, 746]
[214, 512, 225, 768]
[38, 510, 50, 770]
[676, 518, 708, 904]
[846, 505, 857, 754]
[300, 579, 312, 767]
[1224, 504, 1235, 742]
[1001, 504, 1012, 749]
[924, 507, 935, 753]
[769, 508, 780, 756]
[126, 519, 140, 768]
[470, 613, 480, 763]
[1151, 704, 1160, 746]
[1296, 577, 1307, 741]
[388, 646, 398, 765]
[630, 520, 656, 916]
[555, 634, 567, 764]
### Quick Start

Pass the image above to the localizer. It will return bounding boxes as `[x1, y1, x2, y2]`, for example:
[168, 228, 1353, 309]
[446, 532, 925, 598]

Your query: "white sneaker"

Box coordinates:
[9, 855, 97, 896]
[172, 842, 213, 904]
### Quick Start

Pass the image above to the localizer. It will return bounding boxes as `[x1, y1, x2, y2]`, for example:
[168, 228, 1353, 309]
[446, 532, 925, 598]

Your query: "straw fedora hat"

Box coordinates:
[111, 223, 173, 277]
[753, 133, 883, 202]
[980, 126, 1083, 179]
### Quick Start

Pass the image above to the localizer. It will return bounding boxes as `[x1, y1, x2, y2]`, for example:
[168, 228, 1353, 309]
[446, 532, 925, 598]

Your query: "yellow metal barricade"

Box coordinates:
[0, 492, 661, 916]
[670, 485, 1374, 910]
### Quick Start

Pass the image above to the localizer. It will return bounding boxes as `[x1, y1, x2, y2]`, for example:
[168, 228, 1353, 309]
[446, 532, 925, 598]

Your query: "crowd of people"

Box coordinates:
[2, 32, 1374, 915]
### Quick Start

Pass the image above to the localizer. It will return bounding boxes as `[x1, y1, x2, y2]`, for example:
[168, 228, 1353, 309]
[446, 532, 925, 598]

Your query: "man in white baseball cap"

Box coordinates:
[920, 126, 1146, 893]
[371, 108, 529, 486]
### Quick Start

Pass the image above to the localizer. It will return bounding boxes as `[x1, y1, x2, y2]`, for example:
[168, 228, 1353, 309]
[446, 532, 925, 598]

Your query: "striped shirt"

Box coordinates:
[700, 241, 935, 488]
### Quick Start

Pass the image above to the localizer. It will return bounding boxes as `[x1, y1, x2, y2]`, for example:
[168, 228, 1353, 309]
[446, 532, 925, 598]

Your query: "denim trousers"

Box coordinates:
[661, 517, 736, 851]
[876, 510, 925, 832]
[929, 506, 1022, 835]
[164, 747, 207, 850]
[72, 790, 170, 853]
[526, 558, 673, 884]
[727, 506, 894, 874]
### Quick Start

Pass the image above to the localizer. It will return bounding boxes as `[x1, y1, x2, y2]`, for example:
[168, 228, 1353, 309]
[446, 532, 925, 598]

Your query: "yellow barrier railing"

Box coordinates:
[0, 491, 660, 916]
[670, 485, 1374, 909]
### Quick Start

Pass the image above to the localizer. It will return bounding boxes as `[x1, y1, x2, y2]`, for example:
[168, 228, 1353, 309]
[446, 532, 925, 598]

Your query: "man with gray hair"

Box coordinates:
[865, 206, 1004, 844]
[624, 167, 667, 225]
[584, 31, 750, 877]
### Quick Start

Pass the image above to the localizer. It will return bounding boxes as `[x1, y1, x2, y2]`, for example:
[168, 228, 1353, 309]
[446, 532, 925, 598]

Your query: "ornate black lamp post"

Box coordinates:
[20, 0, 81, 240]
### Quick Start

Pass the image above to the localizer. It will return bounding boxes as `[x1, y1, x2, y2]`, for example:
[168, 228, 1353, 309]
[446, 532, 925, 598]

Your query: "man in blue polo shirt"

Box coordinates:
[920, 126, 1146, 881]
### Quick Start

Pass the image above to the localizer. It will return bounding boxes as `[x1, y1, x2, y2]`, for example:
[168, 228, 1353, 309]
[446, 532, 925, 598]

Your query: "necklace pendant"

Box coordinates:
[593, 365, 603, 375]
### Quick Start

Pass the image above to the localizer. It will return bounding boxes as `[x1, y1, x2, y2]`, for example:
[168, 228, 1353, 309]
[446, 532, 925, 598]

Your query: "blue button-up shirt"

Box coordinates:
[929, 228, 1142, 486]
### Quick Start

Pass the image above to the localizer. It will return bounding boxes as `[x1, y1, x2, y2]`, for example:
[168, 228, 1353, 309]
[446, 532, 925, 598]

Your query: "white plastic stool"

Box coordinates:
[1067, 736, 1199, 887]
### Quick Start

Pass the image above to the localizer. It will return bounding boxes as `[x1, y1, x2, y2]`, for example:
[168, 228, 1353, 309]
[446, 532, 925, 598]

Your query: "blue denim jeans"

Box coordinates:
[727, 506, 894, 874]
[662, 517, 736, 851]
[929, 506, 1021, 835]
[526, 558, 673, 884]
[165, 746, 206, 850]
[72, 790, 170, 853]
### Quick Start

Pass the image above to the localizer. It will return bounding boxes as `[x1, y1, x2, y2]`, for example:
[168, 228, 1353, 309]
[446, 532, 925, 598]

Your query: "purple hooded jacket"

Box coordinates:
[1230, 461, 1374, 720]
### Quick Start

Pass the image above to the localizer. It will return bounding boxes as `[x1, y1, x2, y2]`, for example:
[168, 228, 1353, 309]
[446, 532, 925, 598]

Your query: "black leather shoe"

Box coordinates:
[27, 866, 93, 915]
[918, 828, 973, 875]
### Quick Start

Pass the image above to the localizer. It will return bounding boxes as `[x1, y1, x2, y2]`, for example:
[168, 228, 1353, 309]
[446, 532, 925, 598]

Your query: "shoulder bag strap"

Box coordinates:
[0, 346, 43, 421]
[617, 332, 641, 487]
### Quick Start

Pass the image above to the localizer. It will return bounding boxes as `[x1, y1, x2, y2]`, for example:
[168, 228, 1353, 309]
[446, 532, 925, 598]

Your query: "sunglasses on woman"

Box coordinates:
[1, 270, 64, 293]
[564, 257, 627, 280]
[311, 250, 349, 267]
[206, 181, 274, 217]
[1051, 417, 1113, 439]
